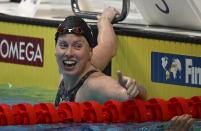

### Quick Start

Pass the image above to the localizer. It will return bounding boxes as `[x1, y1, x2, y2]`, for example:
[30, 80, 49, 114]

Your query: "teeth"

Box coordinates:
[64, 60, 76, 65]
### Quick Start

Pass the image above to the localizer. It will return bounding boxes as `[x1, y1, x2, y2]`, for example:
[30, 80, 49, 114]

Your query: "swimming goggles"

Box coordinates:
[57, 24, 84, 35]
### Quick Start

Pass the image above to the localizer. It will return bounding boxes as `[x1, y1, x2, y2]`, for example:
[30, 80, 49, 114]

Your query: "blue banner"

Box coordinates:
[151, 52, 201, 88]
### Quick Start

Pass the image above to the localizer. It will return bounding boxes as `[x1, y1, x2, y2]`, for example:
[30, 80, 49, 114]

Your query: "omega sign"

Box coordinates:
[0, 34, 44, 67]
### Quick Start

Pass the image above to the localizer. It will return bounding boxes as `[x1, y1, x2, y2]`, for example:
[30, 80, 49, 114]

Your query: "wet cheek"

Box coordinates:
[55, 51, 64, 63]
[55, 52, 63, 56]
[56, 56, 62, 66]
[55, 48, 65, 56]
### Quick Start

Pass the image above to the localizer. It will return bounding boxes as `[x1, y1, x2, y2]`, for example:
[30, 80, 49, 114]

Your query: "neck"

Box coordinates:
[63, 63, 94, 92]
[63, 75, 78, 90]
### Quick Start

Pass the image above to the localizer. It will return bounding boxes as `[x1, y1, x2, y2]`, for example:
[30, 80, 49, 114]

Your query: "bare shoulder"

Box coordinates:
[86, 72, 119, 89]
[76, 72, 128, 104]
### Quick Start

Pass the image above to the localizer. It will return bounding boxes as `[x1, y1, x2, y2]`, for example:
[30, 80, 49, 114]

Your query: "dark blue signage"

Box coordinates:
[151, 52, 201, 88]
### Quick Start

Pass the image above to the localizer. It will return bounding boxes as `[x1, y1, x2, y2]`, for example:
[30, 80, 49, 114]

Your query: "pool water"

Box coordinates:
[0, 121, 201, 131]
[0, 122, 171, 131]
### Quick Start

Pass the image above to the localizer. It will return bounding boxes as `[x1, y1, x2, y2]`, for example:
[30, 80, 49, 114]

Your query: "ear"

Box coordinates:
[55, 47, 57, 56]
[88, 48, 93, 61]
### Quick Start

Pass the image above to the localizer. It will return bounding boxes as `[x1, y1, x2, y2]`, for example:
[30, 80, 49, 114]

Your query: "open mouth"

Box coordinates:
[63, 60, 77, 68]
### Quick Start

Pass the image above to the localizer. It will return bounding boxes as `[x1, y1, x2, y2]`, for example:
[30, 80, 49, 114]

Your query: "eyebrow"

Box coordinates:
[73, 40, 84, 43]
[57, 41, 68, 45]
[58, 39, 84, 43]
[57, 38, 85, 46]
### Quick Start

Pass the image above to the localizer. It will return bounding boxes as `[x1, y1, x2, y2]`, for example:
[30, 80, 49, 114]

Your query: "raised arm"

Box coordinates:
[91, 7, 120, 70]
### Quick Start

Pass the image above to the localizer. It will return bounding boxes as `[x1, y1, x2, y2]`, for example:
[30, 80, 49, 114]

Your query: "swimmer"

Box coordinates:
[54, 7, 196, 130]
[54, 7, 147, 106]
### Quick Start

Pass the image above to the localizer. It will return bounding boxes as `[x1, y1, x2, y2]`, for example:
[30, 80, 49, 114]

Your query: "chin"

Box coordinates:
[63, 70, 76, 75]
[63, 69, 81, 77]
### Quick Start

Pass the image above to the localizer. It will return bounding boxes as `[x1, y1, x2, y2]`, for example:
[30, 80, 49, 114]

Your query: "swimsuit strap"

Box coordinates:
[68, 70, 97, 101]
[55, 70, 97, 106]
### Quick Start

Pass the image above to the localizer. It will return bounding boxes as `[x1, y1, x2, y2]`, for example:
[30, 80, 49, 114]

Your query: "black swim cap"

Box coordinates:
[55, 16, 95, 48]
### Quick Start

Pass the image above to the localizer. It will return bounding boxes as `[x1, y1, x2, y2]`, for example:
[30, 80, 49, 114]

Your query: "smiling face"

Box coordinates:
[55, 34, 93, 77]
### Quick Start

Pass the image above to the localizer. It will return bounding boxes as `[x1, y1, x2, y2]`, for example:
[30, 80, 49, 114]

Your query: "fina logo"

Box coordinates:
[151, 52, 201, 88]
[161, 57, 182, 80]
[185, 59, 201, 85]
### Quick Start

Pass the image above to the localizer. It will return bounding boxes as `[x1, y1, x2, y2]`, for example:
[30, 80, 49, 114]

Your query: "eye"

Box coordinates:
[58, 41, 68, 48]
[73, 42, 82, 50]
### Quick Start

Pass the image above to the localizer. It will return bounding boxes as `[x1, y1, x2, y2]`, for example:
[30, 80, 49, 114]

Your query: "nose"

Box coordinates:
[65, 46, 73, 57]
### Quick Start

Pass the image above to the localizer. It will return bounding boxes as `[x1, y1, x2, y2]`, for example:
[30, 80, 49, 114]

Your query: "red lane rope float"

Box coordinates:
[148, 98, 170, 121]
[12, 103, 36, 125]
[0, 104, 14, 126]
[103, 100, 125, 123]
[33, 103, 59, 124]
[81, 101, 103, 123]
[122, 99, 147, 122]
[190, 96, 201, 118]
[58, 102, 81, 123]
[0, 96, 200, 126]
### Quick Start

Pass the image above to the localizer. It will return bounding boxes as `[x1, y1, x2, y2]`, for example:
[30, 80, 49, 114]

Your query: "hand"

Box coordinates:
[117, 70, 139, 99]
[169, 114, 195, 131]
[97, 7, 120, 22]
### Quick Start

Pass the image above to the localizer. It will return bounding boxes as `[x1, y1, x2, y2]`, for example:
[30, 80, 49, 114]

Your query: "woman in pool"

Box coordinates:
[55, 7, 147, 106]
[54, 7, 196, 130]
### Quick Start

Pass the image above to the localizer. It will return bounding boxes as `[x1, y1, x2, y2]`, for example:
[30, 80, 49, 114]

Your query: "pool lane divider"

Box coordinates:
[0, 96, 200, 126]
